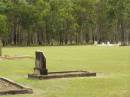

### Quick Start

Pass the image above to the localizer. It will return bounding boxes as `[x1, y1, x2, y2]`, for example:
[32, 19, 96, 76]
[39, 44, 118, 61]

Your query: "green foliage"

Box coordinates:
[0, 0, 130, 45]
[0, 14, 7, 55]
[0, 14, 7, 37]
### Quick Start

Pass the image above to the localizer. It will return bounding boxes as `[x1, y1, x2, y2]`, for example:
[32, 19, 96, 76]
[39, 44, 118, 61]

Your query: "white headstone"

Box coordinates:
[101, 42, 105, 46]
[94, 41, 98, 45]
[117, 42, 121, 46]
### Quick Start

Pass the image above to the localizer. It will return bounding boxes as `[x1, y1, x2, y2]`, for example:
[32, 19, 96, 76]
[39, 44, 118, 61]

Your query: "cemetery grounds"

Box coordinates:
[0, 46, 130, 97]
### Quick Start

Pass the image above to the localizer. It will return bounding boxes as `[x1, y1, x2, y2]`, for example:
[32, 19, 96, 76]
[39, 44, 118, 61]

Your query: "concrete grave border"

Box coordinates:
[28, 71, 96, 80]
[0, 77, 33, 95]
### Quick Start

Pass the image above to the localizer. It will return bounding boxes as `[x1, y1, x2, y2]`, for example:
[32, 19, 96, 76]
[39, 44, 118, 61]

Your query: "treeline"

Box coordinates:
[0, 0, 130, 46]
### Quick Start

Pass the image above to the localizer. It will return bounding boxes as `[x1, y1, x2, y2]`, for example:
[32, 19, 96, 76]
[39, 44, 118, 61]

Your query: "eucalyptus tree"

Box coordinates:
[33, 0, 50, 45]
[117, 0, 130, 45]
[72, 0, 96, 44]
[6, 0, 39, 45]
[0, 15, 8, 56]
[47, 0, 75, 45]
[107, 0, 130, 45]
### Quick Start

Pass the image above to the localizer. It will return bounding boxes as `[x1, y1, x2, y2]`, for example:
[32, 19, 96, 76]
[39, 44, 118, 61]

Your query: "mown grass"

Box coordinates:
[0, 46, 130, 97]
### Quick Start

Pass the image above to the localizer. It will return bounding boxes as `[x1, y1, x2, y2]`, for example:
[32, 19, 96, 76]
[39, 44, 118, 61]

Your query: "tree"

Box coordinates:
[107, 0, 130, 45]
[0, 14, 7, 56]
[73, 0, 96, 44]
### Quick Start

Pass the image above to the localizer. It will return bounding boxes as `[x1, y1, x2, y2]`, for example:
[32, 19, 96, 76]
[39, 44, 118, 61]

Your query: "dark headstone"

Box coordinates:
[34, 51, 48, 75]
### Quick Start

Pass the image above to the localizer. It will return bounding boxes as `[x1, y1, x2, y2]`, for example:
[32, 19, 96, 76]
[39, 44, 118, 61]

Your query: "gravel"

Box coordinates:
[0, 79, 21, 91]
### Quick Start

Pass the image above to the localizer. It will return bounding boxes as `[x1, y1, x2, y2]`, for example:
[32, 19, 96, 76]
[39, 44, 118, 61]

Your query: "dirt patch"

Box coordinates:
[0, 78, 33, 95]
[0, 55, 34, 60]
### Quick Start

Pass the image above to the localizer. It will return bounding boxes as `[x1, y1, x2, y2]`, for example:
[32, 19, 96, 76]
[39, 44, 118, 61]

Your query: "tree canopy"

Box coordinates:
[0, 0, 130, 46]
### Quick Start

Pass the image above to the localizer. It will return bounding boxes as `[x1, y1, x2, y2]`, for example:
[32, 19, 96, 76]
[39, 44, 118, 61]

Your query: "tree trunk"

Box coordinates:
[0, 39, 2, 56]
[120, 21, 127, 46]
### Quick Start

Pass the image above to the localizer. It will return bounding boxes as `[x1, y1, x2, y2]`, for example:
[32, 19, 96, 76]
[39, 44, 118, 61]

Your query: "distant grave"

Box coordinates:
[28, 51, 96, 80]
[94, 41, 98, 45]
[0, 78, 33, 95]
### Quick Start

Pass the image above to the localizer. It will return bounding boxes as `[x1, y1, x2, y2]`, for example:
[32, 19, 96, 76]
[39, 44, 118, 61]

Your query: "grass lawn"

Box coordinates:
[0, 46, 130, 97]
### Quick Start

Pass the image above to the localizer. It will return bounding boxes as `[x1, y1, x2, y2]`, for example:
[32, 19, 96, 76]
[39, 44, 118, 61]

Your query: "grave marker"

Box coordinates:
[34, 51, 48, 75]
